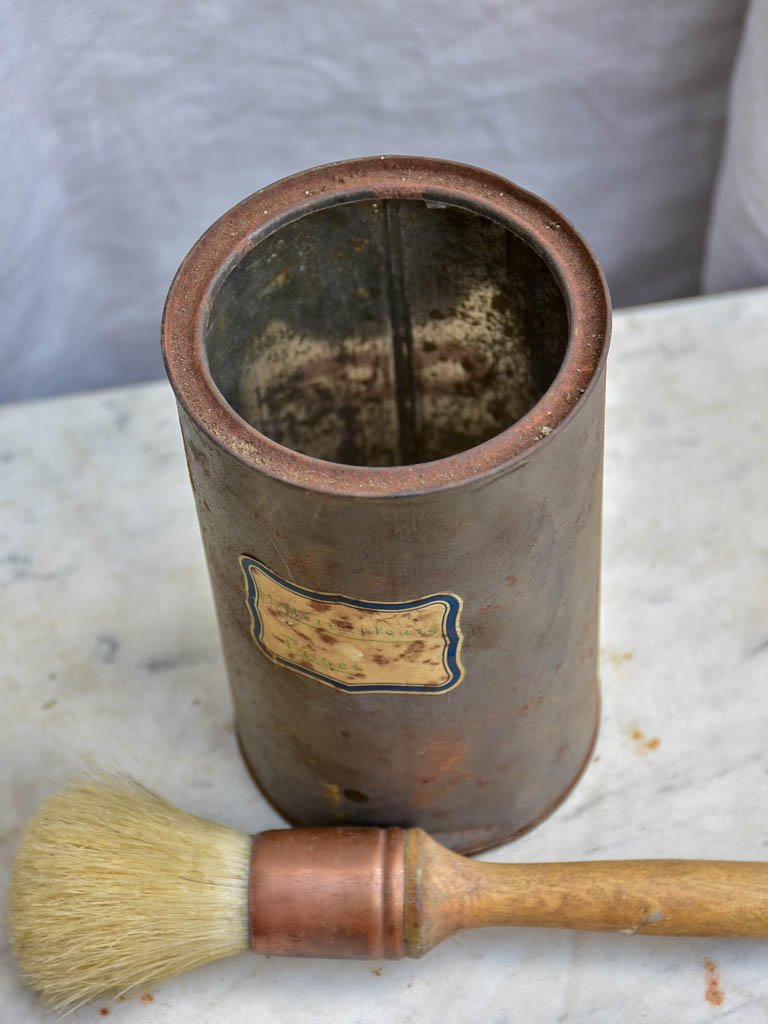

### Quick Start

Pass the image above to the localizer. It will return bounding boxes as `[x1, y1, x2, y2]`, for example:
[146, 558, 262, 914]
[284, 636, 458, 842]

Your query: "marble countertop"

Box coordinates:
[2, 287, 768, 1023]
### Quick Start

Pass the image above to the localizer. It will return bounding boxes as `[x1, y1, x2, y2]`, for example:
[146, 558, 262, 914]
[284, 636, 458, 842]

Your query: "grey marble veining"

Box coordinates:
[1, 288, 768, 1022]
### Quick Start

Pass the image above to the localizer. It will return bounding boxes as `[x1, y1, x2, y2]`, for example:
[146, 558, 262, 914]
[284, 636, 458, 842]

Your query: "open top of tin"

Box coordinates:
[162, 156, 610, 496]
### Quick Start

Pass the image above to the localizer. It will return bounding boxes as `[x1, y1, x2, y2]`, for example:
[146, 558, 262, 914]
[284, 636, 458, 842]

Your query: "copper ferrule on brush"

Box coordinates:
[249, 827, 404, 959]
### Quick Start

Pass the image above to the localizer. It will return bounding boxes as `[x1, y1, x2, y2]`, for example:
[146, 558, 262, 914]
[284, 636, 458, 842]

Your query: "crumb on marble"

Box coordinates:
[704, 957, 724, 1006]
[630, 726, 660, 755]
[609, 650, 634, 668]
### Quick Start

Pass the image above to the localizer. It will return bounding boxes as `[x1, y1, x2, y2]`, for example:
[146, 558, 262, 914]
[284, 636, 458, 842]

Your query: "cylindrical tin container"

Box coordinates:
[162, 156, 610, 854]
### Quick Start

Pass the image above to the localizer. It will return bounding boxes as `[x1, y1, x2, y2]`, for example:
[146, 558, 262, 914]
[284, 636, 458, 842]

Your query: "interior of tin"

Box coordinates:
[204, 198, 569, 467]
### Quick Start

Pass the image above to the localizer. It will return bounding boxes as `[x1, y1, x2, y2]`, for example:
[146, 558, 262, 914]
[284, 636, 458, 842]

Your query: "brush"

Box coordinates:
[11, 772, 768, 1011]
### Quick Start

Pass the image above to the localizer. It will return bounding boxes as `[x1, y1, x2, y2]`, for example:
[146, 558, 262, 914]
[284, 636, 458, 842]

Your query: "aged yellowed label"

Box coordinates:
[240, 556, 464, 694]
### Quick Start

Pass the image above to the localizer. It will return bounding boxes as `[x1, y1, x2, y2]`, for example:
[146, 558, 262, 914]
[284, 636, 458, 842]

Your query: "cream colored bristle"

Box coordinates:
[10, 771, 251, 1012]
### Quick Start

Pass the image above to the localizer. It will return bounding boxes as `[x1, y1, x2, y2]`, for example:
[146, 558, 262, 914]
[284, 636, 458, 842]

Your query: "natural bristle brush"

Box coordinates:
[11, 772, 768, 1011]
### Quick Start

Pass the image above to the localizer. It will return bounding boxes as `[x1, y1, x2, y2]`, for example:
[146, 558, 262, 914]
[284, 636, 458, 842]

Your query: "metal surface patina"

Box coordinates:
[162, 155, 611, 853]
[249, 827, 404, 959]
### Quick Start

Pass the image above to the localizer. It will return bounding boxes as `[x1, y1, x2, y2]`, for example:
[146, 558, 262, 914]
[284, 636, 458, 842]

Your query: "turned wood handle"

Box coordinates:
[405, 830, 768, 956]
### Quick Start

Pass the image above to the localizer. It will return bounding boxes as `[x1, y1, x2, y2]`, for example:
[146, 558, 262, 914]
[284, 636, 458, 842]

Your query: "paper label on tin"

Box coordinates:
[239, 556, 464, 694]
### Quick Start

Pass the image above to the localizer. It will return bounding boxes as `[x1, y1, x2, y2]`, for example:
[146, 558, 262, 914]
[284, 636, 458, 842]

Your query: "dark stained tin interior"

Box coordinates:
[204, 198, 568, 467]
[162, 155, 610, 497]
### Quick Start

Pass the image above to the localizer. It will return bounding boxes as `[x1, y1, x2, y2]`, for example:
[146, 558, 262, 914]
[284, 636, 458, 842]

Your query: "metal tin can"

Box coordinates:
[162, 156, 610, 853]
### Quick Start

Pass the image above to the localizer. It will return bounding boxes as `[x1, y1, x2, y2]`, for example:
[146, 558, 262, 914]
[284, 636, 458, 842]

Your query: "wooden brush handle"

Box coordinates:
[247, 827, 768, 961]
[405, 829, 768, 956]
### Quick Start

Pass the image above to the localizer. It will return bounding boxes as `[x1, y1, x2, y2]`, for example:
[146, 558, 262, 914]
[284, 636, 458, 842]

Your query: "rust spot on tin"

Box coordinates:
[510, 694, 551, 716]
[410, 736, 470, 808]
[370, 967, 383, 976]
[373, 653, 389, 666]
[264, 266, 289, 293]
[141, 992, 154, 1003]
[319, 633, 337, 645]
[704, 958, 724, 1006]
[310, 600, 327, 611]
[99, 1010, 110, 1018]
[323, 782, 345, 820]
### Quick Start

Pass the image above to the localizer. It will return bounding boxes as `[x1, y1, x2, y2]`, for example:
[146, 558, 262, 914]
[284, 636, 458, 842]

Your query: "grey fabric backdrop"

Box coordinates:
[704, 0, 768, 293]
[1, 0, 763, 402]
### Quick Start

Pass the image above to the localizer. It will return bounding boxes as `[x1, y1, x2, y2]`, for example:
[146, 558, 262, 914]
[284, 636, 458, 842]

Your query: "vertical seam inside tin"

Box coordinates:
[383, 200, 418, 464]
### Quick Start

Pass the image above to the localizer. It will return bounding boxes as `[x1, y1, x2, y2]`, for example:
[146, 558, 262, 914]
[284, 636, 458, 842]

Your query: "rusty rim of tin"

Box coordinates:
[162, 155, 610, 497]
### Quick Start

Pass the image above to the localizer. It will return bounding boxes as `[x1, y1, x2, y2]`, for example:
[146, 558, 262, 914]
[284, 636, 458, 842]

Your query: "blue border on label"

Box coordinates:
[239, 556, 464, 694]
